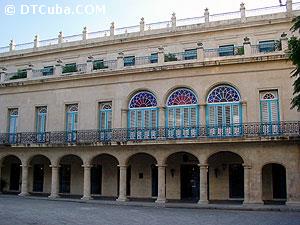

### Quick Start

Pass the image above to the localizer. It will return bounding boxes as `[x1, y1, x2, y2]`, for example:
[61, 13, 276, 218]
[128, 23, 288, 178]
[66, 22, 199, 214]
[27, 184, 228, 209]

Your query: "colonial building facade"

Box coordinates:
[0, 2, 299, 206]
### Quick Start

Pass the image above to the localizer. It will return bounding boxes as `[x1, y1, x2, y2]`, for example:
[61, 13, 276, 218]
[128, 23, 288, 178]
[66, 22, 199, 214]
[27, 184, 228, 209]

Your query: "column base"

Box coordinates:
[155, 198, 166, 204]
[48, 194, 59, 199]
[116, 196, 128, 202]
[198, 200, 209, 205]
[81, 196, 92, 201]
[18, 192, 29, 197]
[286, 201, 300, 207]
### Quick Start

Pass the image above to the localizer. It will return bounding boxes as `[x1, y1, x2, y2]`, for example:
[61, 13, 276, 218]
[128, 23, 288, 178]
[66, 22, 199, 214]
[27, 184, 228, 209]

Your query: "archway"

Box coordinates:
[165, 152, 200, 202]
[58, 155, 83, 197]
[28, 155, 51, 194]
[207, 151, 244, 203]
[262, 163, 287, 204]
[90, 154, 119, 199]
[1, 155, 22, 193]
[126, 153, 158, 200]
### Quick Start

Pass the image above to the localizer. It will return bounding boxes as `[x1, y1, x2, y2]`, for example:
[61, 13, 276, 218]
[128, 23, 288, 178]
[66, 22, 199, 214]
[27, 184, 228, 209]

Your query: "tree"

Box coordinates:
[288, 16, 300, 111]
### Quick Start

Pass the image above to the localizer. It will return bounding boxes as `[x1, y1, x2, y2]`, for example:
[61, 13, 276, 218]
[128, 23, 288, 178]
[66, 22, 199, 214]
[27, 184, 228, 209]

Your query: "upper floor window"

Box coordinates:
[259, 40, 275, 53]
[206, 85, 242, 136]
[184, 49, 197, 60]
[42, 66, 54, 76]
[62, 63, 77, 74]
[10, 69, 27, 80]
[150, 53, 158, 63]
[219, 45, 234, 56]
[99, 102, 112, 130]
[93, 60, 108, 70]
[124, 56, 135, 67]
[128, 91, 158, 128]
[66, 104, 78, 142]
[260, 90, 280, 123]
[36, 106, 47, 142]
[166, 88, 199, 129]
[8, 108, 19, 143]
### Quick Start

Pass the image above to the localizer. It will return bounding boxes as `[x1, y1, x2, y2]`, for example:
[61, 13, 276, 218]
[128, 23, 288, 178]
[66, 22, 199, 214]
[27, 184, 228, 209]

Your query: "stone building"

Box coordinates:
[0, 1, 299, 206]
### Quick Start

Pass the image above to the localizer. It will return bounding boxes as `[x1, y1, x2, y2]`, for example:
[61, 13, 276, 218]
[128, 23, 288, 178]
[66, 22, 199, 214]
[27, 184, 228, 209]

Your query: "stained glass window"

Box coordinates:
[129, 91, 157, 108]
[167, 88, 198, 106]
[207, 85, 240, 103]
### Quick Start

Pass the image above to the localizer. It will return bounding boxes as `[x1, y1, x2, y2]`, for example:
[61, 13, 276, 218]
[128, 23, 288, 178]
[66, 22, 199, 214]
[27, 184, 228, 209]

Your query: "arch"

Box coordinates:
[207, 151, 244, 202]
[1, 155, 22, 193]
[28, 154, 51, 165]
[129, 91, 158, 109]
[58, 154, 83, 165]
[206, 85, 241, 103]
[166, 88, 198, 106]
[125, 152, 158, 165]
[163, 151, 200, 165]
[262, 163, 287, 204]
[91, 153, 119, 165]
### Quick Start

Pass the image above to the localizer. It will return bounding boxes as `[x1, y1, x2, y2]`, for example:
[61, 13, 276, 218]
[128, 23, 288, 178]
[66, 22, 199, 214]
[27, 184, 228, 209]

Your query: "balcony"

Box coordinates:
[0, 121, 298, 146]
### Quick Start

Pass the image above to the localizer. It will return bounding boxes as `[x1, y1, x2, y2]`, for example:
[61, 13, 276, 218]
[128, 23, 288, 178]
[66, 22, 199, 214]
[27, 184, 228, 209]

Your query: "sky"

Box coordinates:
[0, 0, 292, 47]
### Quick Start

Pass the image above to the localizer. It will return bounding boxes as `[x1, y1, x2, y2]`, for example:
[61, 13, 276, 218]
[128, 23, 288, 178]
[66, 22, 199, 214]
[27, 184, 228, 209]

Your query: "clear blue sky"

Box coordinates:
[0, 0, 290, 47]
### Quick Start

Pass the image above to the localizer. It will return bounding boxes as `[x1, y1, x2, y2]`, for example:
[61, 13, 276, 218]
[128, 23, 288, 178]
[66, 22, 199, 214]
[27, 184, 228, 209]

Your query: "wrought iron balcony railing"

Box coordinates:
[0, 121, 299, 146]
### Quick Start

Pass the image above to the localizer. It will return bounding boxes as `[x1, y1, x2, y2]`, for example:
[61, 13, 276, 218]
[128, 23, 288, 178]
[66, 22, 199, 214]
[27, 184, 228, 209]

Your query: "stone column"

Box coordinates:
[19, 164, 29, 196]
[204, 8, 209, 26]
[49, 165, 59, 198]
[197, 42, 204, 62]
[86, 57, 93, 73]
[198, 164, 209, 204]
[171, 13, 176, 31]
[286, 0, 293, 17]
[110, 22, 115, 37]
[243, 164, 251, 204]
[81, 164, 92, 200]
[243, 37, 251, 57]
[280, 32, 288, 52]
[82, 27, 87, 41]
[34, 35, 39, 48]
[199, 104, 206, 128]
[117, 165, 127, 201]
[117, 52, 124, 69]
[140, 17, 145, 35]
[158, 107, 165, 128]
[158, 47, 164, 66]
[26, 64, 33, 79]
[240, 3, 246, 23]
[9, 40, 15, 52]
[155, 164, 166, 203]
[54, 60, 62, 77]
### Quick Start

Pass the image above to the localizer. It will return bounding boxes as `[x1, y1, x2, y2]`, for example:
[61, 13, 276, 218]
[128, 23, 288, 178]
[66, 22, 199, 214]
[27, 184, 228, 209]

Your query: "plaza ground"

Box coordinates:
[0, 195, 299, 225]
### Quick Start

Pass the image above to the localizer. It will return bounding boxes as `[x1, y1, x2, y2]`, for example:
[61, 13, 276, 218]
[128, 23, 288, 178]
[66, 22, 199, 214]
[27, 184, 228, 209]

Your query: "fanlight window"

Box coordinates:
[260, 90, 280, 123]
[207, 85, 240, 103]
[206, 85, 242, 136]
[166, 88, 199, 128]
[128, 91, 158, 128]
[9, 109, 19, 116]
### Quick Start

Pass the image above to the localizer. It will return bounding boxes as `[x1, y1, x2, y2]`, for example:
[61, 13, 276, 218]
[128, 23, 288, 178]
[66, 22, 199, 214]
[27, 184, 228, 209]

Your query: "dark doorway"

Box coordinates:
[181, 164, 199, 201]
[117, 167, 120, 196]
[10, 163, 20, 191]
[151, 164, 158, 197]
[126, 166, 131, 196]
[91, 165, 102, 195]
[59, 164, 71, 193]
[272, 164, 287, 199]
[229, 164, 244, 198]
[33, 164, 44, 192]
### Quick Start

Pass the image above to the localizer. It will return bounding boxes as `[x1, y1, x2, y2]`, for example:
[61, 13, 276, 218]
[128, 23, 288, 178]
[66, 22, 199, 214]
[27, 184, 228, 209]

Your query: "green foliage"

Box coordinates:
[164, 53, 177, 62]
[289, 17, 300, 111]
[10, 69, 27, 80]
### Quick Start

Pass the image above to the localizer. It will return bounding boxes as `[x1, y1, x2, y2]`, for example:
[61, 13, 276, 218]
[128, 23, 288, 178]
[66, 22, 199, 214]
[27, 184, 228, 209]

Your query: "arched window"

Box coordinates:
[66, 104, 78, 142]
[8, 108, 18, 144]
[260, 90, 280, 135]
[206, 85, 242, 136]
[128, 91, 158, 128]
[166, 88, 199, 128]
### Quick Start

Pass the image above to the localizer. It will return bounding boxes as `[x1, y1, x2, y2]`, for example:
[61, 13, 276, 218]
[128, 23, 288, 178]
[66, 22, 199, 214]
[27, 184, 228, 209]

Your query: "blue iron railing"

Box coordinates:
[0, 121, 298, 146]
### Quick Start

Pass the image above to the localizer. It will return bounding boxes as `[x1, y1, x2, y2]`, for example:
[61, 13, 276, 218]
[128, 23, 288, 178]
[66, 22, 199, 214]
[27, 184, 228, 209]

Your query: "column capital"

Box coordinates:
[20, 164, 29, 168]
[243, 164, 251, 169]
[50, 165, 60, 168]
[118, 164, 127, 168]
[198, 164, 208, 169]
[156, 164, 167, 168]
[82, 164, 92, 168]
